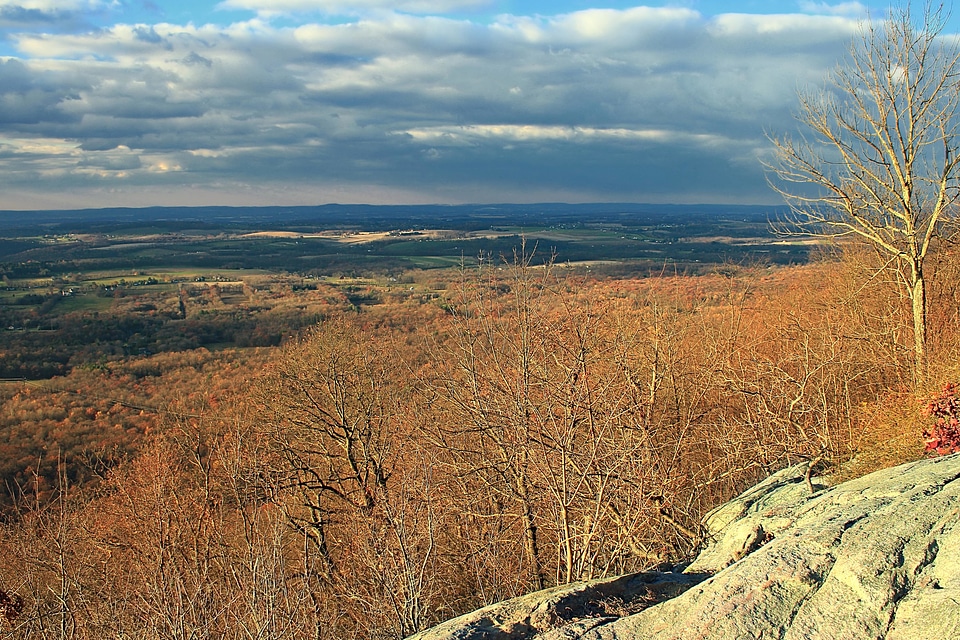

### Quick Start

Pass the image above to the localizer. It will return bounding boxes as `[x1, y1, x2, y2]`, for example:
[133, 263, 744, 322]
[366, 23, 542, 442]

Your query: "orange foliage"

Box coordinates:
[1, 250, 957, 639]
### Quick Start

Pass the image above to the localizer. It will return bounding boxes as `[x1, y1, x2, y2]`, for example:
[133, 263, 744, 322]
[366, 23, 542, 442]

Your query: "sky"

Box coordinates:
[0, 1, 944, 210]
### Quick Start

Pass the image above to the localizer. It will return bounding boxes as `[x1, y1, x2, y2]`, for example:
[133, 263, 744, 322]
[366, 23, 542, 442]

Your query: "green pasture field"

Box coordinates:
[0, 290, 28, 302]
[54, 295, 114, 314]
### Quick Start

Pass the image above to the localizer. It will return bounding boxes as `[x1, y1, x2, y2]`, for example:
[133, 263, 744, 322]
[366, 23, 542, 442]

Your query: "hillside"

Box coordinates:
[0, 235, 956, 638]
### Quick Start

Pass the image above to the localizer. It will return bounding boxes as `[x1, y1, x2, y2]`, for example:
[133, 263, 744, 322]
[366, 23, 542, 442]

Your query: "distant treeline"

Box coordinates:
[0, 202, 790, 233]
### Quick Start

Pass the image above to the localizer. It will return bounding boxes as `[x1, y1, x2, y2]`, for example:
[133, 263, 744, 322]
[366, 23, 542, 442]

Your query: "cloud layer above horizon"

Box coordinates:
[0, 1, 878, 209]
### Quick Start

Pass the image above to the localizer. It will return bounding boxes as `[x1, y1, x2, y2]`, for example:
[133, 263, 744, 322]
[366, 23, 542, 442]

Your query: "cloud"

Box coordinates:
[0, 0, 112, 9]
[493, 6, 703, 48]
[0, 5, 867, 207]
[401, 124, 735, 149]
[0, 0, 116, 30]
[216, 0, 493, 17]
[798, 2, 869, 18]
[0, 57, 86, 126]
[77, 144, 142, 173]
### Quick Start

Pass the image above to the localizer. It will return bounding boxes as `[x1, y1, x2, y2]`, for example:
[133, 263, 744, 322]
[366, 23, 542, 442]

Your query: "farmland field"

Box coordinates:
[0, 203, 812, 380]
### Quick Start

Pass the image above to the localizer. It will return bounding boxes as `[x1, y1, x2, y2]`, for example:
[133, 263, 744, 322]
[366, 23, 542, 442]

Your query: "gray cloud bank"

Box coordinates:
[0, 4, 862, 209]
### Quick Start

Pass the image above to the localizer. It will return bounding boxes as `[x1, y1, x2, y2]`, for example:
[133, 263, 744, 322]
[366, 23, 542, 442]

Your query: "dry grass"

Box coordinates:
[834, 392, 928, 482]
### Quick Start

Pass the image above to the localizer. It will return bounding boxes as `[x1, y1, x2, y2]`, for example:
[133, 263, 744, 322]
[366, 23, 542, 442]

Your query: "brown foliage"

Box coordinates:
[2, 247, 958, 639]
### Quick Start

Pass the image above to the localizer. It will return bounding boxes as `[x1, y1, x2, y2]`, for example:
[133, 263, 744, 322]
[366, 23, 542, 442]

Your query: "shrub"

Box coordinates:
[922, 383, 960, 455]
[0, 588, 23, 625]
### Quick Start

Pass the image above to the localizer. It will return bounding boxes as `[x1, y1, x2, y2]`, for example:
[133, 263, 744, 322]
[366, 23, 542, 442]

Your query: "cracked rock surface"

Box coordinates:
[408, 454, 960, 640]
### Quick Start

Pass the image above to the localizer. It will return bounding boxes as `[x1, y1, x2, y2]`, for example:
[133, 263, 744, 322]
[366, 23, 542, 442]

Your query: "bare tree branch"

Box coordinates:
[765, 0, 960, 385]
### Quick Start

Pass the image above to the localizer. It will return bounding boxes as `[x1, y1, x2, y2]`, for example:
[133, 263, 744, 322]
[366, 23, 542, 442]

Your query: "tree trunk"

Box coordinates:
[516, 470, 545, 591]
[911, 268, 927, 388]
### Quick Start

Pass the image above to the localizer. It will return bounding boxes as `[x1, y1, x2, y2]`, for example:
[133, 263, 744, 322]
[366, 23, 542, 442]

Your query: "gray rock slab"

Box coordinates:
[583, 454, 960, 640]
[411, 454, 960, 640]
[406, 570, 706, 640]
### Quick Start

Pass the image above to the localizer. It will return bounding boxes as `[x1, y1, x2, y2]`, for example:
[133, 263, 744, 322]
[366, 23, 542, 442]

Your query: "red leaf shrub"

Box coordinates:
[0, 588, 23, 625]
[922, 383, 960, 455]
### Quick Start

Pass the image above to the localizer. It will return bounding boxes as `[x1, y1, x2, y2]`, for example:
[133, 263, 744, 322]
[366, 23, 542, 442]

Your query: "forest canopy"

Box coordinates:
[1, 238, 957, 638]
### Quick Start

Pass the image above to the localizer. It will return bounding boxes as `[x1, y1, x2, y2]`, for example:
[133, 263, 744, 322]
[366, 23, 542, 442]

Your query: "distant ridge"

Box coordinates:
[0, 203, 789, 232]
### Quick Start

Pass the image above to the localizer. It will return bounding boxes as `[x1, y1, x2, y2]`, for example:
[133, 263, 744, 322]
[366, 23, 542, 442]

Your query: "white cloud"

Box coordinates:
[216, 0, 492, 17]
[144, 156, 183, 173]
[798, 2, 869, 18]
[402, 124, 733, 149]
[708, 12, 859, 38]
[1, 136, 78, 156]
[526, 6, 701, 45]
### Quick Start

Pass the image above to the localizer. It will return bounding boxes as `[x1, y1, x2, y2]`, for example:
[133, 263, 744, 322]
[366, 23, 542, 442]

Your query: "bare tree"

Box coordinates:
[424, 247, 713, 589]
[766, 1, 960, 385]
[261, 318, 438, 638]
[426, 247, 553, 591]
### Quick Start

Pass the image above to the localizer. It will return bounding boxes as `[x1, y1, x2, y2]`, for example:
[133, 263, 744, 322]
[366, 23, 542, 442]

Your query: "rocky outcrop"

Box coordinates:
[406, 568, 707, 640]
[409, 454, 960, 640]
